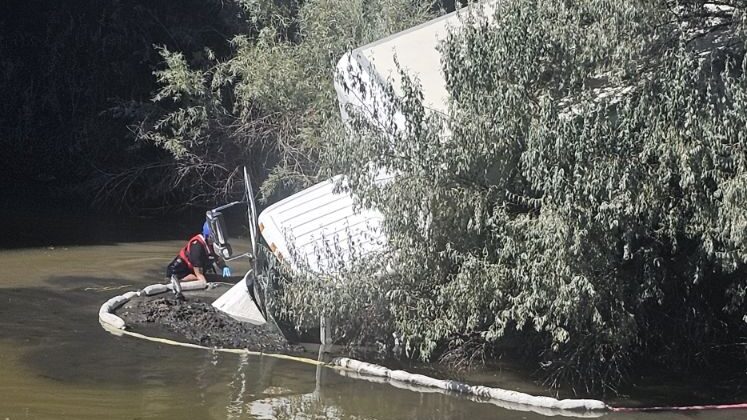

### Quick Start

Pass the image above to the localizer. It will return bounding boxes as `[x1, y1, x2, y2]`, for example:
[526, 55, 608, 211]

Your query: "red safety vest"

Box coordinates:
[178, 234, 211, 271]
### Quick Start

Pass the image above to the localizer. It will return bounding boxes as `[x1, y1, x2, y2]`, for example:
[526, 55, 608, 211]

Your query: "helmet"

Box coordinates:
[202, 221, 212, 239]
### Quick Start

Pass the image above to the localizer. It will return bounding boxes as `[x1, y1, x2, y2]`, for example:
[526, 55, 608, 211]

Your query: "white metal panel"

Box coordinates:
[258, 176, 386, 274]
[335, 1, 496, 118]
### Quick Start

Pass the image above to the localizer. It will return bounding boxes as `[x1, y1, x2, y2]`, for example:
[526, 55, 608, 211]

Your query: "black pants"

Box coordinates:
[166, 257, 191, 279]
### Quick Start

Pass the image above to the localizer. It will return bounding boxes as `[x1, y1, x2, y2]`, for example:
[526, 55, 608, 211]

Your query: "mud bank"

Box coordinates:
[116, 284, 302, 353]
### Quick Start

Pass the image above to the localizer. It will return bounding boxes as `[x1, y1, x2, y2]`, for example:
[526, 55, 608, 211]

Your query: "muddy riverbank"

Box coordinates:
[116, 284, 303, 354]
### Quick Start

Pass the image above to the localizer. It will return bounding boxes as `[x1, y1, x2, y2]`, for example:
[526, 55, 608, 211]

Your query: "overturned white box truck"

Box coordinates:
[214, 2, 495, 341]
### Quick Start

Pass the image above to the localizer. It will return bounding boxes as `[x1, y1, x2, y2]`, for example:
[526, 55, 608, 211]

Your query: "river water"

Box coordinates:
[0, 223, 745, 418]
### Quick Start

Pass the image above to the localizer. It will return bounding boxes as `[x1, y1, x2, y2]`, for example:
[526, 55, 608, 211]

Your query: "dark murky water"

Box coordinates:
[1, 240, 746, 419]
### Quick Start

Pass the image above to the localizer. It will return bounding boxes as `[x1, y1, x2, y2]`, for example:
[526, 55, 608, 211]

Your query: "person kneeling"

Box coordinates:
[166, 221, 231, 300]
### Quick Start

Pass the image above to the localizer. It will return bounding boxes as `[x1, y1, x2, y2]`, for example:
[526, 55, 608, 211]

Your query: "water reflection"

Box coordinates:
[207, 345, 598, 420]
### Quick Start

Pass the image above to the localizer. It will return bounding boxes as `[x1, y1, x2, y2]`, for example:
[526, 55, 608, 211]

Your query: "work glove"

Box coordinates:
[222, 266, 232, 278]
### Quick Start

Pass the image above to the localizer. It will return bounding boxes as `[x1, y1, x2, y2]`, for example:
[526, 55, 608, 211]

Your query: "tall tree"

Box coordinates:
[139, 0, 440, 205]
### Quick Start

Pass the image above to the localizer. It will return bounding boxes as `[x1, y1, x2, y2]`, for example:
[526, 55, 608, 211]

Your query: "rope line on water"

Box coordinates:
[610, 403, 747, 412]
[84, 284, 134, 292]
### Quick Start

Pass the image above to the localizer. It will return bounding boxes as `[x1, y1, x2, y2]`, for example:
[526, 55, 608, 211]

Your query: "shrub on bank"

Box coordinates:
[323, 0, 747, 393]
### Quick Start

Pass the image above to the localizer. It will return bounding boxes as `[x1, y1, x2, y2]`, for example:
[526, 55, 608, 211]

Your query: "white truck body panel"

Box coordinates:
[335, 1, 496, 121]
[258, 176, 386, 274]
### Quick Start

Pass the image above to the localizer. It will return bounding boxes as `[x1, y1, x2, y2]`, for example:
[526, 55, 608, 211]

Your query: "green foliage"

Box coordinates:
[275, 252, 397, 346]
[141, 0, 439, 204]
[329, 0, 747, 392]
